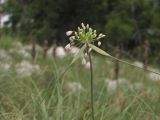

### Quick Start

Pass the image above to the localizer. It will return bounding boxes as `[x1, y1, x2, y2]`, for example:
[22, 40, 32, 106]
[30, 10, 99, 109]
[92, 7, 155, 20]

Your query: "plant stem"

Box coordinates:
[88, 49, 95, 120]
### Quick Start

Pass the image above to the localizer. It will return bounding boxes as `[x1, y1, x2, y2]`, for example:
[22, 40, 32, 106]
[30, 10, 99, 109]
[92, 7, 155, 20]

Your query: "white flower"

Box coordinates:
[0, 63, 11, 71]
[98, 41, 101, 46]
[148, 73, 160, 82]
[16, 60, 40, 77]
[105, 79, 118, 92]
[17, 49, 31, 58]
[0, 49, 11, 62]
[133, 61, 143, 68]
[66, 31, 73, 36]
[81, 58, 87, 65]
[81, 23, 85, 29]
[47, 46, 55, 57]
[68, 46, 80, 56]
[69, 36, 76, 41]
[65, 44, 71, 50]
[86, 24, 89, 28]
[55, 46, 66, 58]
[99, 33, 102, 35]
[66, 82, 84, 92]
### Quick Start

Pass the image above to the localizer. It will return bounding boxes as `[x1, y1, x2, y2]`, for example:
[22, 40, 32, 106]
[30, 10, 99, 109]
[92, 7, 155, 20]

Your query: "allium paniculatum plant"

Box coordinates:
[66, 23, 106, 120]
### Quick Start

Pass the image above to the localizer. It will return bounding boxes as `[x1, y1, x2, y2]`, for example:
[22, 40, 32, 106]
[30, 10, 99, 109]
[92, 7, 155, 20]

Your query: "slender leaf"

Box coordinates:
[89, 44, 160, 75]
[88, 44, 111, 57]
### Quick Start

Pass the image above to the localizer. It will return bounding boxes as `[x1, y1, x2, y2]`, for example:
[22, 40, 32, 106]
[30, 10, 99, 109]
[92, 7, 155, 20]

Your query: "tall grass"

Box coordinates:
[0, 36, 160, 120]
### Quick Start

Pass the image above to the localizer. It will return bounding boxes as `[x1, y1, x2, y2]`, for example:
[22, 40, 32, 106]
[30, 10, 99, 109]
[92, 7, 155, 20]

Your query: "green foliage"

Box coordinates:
[2, 0, 160, 56]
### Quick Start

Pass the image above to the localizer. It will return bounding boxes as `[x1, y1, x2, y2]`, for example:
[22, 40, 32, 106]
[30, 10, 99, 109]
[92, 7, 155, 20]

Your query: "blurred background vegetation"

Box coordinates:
[1, 0, 160, 65]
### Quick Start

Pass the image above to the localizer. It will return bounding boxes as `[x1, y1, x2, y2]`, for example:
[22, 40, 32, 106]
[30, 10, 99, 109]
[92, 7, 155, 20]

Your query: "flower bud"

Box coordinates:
[69, 36, 75, 41]
[78, 27, 81, 31]
[66, 31, 73, 36]
[81, 23, 85, 29]
[65, 44, 71, 50]
[89, 28, 92, 32]
[99, 33, 103, 37]
[102, 35, 106, 38]
[98, 41, 101, 46]
[86, 24, 89, 29]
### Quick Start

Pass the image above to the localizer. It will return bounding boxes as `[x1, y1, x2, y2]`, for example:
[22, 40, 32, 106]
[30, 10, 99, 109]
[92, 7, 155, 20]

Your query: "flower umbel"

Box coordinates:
[66, 23, 105, 49]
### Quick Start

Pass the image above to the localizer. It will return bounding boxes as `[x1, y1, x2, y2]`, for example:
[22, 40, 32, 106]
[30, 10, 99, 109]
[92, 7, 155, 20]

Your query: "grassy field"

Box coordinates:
[0, 36, 160, 120]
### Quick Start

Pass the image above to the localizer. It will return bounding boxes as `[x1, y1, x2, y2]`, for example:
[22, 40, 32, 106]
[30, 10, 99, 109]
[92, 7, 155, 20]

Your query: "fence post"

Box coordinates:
[32, 40, 36, 64]
[43, 40, 48, 59]
[143, 40, 149, 71]
[114, 46, 120, 80]
[52, 40, 57, 57]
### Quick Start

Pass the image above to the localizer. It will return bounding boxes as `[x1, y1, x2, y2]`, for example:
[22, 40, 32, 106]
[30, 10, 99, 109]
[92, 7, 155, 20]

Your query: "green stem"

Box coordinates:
[88, 49, 95, 120]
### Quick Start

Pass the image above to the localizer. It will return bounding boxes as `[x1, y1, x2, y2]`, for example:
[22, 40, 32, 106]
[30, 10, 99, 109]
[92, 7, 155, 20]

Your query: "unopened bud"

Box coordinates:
[86, 24, 89, 29]
[69, 36, 75, 41]
[65, 44, 71, 50]
[81, 23, 85, 29]
[66, 31, 73, 36]
[98, 41, 101, 46]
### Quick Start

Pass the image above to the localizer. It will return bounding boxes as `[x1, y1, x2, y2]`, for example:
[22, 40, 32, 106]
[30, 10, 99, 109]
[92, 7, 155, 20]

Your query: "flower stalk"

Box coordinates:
[87, 45, 95, 120]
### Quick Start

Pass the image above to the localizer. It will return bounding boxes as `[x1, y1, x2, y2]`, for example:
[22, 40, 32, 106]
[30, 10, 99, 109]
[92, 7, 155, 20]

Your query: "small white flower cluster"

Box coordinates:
[67, 46, 80, 56]
[15, 60, 40, 77]
[145, 67, 160, 82]
[47, 46, 54, 57]
[0, 49, 12, 62]
[105, 78, 130, 93]
[148, 72, 160, 82]
[13, 41, 23, 49]
[81, 56, 91, 70]
[133, 61, 143, 68]
[66, 82, 84, 93]
[65, 23, 105, 52]
[9, 48, 31, 59]
[105, 79, 118, 93]
[55, 46, 66, 58]
[0, 63, 11, 71]
[19, 49, 31, 58]
[46, 46, 67, 59]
